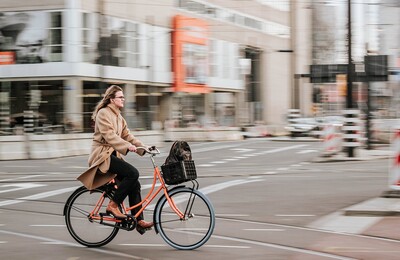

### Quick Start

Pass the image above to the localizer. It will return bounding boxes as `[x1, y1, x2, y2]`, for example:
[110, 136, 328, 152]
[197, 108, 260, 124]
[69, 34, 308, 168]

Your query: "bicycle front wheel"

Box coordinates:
[154, 187, 215, 250]
[64, 186, 119, 247]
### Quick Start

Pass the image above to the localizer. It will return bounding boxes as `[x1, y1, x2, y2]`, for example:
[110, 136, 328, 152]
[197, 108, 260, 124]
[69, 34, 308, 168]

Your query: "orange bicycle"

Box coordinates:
[63, 146, 215, 250]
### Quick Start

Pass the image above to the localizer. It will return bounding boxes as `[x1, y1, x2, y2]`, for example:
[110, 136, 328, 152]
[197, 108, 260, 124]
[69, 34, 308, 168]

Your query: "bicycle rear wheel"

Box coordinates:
[64, 186, 120, 247]
[154, 187, 215, 250]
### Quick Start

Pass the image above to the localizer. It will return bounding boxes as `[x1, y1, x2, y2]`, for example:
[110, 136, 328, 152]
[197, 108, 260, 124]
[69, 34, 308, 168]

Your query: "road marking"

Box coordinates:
[298, 149, 318, 154]
[30, 225, 65, 227]
[262, 144, 308, 154]
[197, 164, 214, 167]
[244, 228, 285, 232]
[193, 143, 245, 153]
[231, 148, 254, 152]
[224, 158, 239, 161]
[0, 175, 44, 182]
[40, 241, 68, 245]
[63, 166, 87, 169]
[263, 171, 277, 175]
[211, 233, 355, 259]
[0, 183, 46, 194]
[0, 230, 151, 260]
[4, 165, 39, 168]
[216, 214, 250, 217]
[147, 178, 264, 210]
[277, 167, 289, 171]
[205, 245, 251, 249]
[0, 241, 7, 244]
[276, 214, 315, 217]
[119, 243, 251, 249]
[325, 246, 400, 253]
[199, 178, 263, 195]
[0, 186, 79, 207]
[211, 161, 226, 164]
[120, 243, 167, 247]
[142, 183, 160, 190]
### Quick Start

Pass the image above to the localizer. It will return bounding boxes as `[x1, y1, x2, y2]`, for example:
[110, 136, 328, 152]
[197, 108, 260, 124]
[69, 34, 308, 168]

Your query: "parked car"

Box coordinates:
[285, 117, 319, 137]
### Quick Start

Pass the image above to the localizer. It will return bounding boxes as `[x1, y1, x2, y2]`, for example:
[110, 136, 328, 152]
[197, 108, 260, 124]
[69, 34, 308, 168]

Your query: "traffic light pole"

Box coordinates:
[346, 0, 355, 157]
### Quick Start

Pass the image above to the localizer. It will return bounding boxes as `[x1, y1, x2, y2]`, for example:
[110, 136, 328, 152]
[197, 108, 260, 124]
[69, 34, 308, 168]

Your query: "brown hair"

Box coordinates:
[91, 85, 123, 120]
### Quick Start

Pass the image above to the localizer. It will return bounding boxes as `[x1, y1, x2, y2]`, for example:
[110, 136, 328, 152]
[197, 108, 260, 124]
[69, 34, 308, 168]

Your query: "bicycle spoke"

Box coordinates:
[65, 187, 119, 247]
[155, 187, 215, 250]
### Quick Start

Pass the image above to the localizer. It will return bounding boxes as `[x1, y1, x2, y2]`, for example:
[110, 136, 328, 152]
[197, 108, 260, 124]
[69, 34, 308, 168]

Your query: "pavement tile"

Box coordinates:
[362, 217, 400, 240]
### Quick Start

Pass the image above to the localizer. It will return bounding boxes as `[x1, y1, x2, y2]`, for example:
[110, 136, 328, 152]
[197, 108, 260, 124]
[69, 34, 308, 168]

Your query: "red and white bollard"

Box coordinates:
[389, 129, 400, 190]
[322, 124, 342, 156]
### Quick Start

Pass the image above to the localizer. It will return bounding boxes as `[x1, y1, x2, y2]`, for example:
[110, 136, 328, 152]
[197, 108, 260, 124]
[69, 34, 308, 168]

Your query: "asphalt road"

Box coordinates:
[0, 138, 399, 259]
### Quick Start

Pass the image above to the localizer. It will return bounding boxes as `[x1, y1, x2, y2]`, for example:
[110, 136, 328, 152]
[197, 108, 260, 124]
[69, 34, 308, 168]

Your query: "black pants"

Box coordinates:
[108, 154, 143, 220]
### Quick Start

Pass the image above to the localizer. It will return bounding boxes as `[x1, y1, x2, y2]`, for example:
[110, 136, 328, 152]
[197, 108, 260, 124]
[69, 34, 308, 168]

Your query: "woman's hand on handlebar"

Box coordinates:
[128, 144, 137, 152]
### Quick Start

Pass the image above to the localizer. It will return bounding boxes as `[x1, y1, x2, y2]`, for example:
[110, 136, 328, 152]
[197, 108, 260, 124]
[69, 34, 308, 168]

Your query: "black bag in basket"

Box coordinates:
[161, 141, 196, 185]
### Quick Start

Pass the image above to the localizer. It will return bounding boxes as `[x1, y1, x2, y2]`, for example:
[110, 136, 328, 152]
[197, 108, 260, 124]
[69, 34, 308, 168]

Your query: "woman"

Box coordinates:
[77, 85, 153, 232]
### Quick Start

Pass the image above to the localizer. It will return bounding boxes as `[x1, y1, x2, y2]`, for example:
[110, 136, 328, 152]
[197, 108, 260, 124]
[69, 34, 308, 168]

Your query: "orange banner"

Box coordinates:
[0, 52, 15, 65]
[172, 15, 209, 93]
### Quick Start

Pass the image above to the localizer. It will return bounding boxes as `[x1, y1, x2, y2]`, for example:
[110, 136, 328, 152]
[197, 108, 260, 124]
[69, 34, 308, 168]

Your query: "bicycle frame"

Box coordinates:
[89, 150, 186, 224]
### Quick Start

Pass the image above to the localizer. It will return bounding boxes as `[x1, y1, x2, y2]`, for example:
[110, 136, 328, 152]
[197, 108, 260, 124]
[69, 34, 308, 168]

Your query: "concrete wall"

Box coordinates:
[0, 127, 252, 160]
[0, 131, 164, 160]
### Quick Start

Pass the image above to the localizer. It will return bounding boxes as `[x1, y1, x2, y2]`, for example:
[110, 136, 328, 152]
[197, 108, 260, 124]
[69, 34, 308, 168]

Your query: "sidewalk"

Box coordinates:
[309, 146, 400, 241]
[313, 147, 393, 162]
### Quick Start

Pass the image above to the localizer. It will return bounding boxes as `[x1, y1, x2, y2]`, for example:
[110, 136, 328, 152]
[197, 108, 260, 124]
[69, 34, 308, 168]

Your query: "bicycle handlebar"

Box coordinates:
[136, 146, 160, 155]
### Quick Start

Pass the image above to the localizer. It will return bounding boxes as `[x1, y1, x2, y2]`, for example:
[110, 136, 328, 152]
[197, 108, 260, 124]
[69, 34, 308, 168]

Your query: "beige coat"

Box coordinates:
[77, 103, 145, 190]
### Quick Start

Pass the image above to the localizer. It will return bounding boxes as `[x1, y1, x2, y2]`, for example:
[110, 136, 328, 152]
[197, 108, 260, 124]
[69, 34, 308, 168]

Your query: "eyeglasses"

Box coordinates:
[114, 96, 125, 100]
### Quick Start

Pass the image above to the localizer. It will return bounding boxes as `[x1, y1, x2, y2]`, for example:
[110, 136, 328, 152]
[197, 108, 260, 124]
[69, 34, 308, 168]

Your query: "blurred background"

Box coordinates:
[0, 0, 399, 147]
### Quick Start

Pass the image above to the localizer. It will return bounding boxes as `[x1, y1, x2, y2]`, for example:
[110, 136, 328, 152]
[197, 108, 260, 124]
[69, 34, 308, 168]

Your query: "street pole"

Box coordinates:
[346, 0, 355, 157]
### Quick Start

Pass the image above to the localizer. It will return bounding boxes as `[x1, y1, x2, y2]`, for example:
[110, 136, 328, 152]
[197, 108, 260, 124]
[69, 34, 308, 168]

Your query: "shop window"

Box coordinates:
[0, 10, 64, 63]
[1, 81, 64, 134]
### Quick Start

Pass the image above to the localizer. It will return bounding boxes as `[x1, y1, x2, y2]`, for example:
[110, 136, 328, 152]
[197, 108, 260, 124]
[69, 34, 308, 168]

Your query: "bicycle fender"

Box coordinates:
[153, 185, 186, 234]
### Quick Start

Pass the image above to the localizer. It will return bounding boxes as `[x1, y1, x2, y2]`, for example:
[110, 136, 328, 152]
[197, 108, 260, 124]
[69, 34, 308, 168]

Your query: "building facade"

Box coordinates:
[0, 0, 312, 134]
[311, 1, 400, 118]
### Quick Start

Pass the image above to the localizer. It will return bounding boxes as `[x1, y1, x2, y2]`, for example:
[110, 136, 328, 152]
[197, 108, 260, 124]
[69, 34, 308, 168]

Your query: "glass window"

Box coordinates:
[0, 10, 64, 63]
[47, 11, 64, 62]
[1, 81, 64, 135]
[175, 0, 290, 38]
[208, 39, 217, 77]
[119, 22, 140, 68]
[81, 12, 97, 63]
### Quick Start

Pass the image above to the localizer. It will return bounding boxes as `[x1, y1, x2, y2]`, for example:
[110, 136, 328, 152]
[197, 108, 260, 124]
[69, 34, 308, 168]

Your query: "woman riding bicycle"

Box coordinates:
[77, 85, 153, 233]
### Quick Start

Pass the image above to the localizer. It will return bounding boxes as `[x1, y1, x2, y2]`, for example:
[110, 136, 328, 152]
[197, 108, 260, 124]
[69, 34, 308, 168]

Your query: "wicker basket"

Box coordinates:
[161, 160, 197, 185]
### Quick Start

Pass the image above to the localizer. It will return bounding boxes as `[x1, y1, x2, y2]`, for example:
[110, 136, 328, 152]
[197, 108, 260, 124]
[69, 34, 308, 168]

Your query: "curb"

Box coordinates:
[312, 149, 393, 163]
[343, 197, 400, 216]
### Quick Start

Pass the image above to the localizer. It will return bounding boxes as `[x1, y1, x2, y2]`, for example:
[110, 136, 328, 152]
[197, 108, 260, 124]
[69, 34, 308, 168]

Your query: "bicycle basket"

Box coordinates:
[161, 160, 197, 185]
